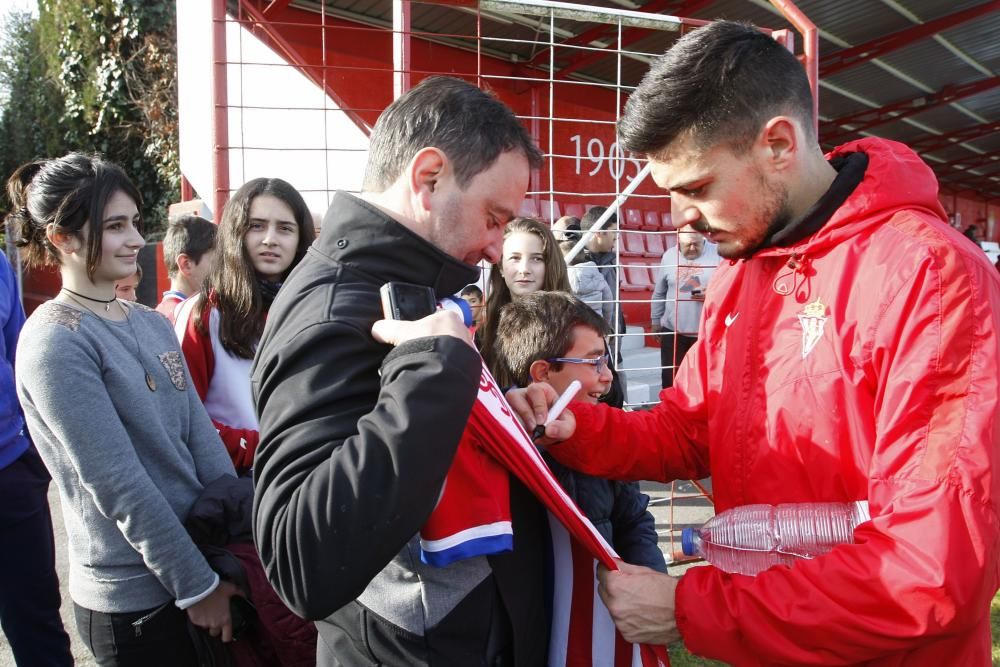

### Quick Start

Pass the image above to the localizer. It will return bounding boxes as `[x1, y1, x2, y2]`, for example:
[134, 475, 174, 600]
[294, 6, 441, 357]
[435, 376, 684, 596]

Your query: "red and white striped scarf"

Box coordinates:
[423, 360, 670, 667]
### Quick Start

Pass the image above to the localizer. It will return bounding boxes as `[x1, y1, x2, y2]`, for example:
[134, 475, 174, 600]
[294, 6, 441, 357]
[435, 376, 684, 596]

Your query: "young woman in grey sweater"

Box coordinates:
[8, 153, 240, 666]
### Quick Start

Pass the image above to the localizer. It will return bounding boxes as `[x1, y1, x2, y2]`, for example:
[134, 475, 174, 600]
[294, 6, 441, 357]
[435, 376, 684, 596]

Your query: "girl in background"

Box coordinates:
[480, 217, 568, 372]
[174, 178, 314, 475]
[10, 153, 239, 666]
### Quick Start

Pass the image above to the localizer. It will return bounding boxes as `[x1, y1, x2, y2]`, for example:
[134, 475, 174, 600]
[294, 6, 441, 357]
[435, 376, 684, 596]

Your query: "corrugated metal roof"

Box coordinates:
[289, 0, 999, 197]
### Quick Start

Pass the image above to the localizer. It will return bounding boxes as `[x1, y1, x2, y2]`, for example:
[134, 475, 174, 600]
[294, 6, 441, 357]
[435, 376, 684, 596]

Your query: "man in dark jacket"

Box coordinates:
[251, 76, 545, 666]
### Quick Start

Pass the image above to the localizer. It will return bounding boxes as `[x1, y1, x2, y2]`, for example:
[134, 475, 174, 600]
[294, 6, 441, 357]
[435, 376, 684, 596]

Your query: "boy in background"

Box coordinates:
[114, 264, 141, 301]
[494, 290, 665, 571]
[156, 215, 218, 323]
[459, 283, 485, 330]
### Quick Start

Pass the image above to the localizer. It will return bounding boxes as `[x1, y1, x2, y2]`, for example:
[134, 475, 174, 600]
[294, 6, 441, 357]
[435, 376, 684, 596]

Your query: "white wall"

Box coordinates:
[176, 0, 369, 219]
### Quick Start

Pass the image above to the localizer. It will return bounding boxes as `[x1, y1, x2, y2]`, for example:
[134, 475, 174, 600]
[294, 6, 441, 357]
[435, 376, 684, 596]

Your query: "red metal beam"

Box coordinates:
[262, 0, 293, 17]
[556, 27, 650, 78]
[820, 1, 1000, 78]
[769, 0, 819, 134]
[935, 153, 1000, 173]
[936, 165, 1000, 185]
[821, 76, 1000, 143]
[910, 120, 1000, 153]
[180, 175, 194, 202]
[937, 174, 1000, 198]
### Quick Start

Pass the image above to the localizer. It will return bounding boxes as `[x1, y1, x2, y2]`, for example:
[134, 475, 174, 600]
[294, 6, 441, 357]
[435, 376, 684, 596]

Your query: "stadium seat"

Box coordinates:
[620, 230, 647, 258]
[563, 203, 585, 219]
[623, 208, 644, 230]
[538, 199, 561, 222]
[620, 263, 654, 291]
[646, 231, 666, 258]
[519, 199, 539, 218]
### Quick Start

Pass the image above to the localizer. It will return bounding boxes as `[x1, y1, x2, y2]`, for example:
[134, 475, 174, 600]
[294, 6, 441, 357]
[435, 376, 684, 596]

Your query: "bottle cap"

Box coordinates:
[681, 527, 697, 556]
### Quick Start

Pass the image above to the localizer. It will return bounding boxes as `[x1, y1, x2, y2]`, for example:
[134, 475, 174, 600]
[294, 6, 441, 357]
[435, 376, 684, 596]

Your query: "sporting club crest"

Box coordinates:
[797, 298, 827, 359]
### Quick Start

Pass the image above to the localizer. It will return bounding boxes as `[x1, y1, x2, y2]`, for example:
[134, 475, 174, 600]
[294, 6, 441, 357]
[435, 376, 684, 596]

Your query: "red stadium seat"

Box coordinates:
[623, 208, 644, 230]
[538, 199, 561, 222]
[620, 263, 654, 291]
[563, 203, 585, 219]
[646, 231, 666, 258]
[620, 230, 647, 258]
[644, 211, 661, 228]
[519, 199, 539, 218]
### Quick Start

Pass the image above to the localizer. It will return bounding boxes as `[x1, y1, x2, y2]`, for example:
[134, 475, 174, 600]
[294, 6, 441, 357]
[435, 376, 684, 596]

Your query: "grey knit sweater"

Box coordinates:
[16, 301, 235, 613]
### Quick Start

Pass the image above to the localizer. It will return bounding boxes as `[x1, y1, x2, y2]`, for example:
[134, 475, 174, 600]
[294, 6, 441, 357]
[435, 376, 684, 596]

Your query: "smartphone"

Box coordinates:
[380, 282, 437, 321]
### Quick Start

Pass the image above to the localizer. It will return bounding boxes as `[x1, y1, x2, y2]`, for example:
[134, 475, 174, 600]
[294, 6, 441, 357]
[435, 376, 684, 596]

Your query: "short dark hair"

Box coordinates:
[460, 284, 483, 300]
[6, 153, 143, 279]
[363, 76, 542, 192]
[580, 206, 616, 231]
[618, 21, 815, 156]
[163, 215, 217, 278]
[493, 290, 610, 388]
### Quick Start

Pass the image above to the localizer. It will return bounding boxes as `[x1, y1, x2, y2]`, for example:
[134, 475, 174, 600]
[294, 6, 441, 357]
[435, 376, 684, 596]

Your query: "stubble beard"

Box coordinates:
[426, 191, 470, 263]
[716, 175, 792, 261]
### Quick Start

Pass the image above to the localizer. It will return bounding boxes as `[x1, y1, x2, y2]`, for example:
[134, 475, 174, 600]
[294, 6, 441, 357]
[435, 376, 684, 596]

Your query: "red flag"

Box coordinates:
[465, 361, 670, 667]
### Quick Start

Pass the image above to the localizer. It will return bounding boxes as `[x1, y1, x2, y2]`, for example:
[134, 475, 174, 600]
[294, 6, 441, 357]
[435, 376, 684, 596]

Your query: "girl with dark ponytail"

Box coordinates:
[10, 153, 240, 666]
[172, 178, 314, 475]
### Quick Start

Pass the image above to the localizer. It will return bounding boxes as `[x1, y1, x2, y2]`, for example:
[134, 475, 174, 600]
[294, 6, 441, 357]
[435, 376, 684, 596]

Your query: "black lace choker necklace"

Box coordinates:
[61, 287, 117, 312]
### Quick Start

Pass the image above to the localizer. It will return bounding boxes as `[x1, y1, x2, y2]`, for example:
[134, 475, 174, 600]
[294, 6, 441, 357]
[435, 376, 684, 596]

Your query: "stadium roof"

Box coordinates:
[282, 0, 1000, 198]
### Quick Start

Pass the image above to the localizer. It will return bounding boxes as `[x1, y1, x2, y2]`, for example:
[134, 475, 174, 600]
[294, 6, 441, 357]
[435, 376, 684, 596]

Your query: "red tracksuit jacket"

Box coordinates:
[550, 138, 1000, 665]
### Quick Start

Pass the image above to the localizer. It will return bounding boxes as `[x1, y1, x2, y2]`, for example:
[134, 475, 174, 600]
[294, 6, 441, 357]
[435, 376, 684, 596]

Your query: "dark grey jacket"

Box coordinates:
[251, 192, 548, 666]
[546, 458, 666, 573]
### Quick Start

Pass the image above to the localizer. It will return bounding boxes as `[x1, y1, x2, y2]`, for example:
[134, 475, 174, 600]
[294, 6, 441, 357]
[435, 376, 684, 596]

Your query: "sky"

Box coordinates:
[0, 0, 36, 16]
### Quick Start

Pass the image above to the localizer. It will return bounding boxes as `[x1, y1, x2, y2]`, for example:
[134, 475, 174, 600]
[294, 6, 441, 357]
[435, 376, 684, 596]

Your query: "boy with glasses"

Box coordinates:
[493, 291, 665, 572]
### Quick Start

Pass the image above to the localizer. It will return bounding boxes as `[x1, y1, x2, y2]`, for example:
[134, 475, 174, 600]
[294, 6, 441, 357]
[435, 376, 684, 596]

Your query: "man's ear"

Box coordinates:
[45, 225, 81, 255]
[529, 359, 550, 383]
[407, 147, 448, 216]
[759, 116, 799, 171]
[176, 253, 193, 278]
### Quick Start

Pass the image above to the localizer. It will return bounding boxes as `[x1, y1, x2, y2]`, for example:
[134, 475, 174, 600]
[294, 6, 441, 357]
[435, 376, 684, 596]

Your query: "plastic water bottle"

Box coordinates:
[681, 501, 870, 576]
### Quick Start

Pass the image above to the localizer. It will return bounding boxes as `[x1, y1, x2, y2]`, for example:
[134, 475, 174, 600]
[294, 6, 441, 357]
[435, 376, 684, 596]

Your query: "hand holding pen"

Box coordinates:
[531, 380, 581, 441]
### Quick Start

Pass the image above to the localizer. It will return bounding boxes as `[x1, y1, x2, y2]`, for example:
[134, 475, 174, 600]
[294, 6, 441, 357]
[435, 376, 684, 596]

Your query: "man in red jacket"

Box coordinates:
[513, 20, 1000, 666]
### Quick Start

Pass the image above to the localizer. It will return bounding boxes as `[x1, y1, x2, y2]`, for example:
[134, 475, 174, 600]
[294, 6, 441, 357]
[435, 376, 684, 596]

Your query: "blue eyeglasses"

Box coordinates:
[545, 353, 611, 374]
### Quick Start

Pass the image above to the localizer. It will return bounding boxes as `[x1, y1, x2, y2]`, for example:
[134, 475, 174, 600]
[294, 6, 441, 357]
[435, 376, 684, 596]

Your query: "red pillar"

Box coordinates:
[212, 0, 230, 221]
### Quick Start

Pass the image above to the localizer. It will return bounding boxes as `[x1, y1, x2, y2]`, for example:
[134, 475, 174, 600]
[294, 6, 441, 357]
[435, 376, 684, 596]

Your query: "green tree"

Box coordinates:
[1, 0, 179, 237]
[0, 10, 66, 201]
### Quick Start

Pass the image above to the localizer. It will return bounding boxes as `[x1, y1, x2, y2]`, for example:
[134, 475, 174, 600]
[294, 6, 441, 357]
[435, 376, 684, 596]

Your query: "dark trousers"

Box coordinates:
[74, 601, 199, 667]
[0, 447, 73, 667]
[658, 330, 697, 389]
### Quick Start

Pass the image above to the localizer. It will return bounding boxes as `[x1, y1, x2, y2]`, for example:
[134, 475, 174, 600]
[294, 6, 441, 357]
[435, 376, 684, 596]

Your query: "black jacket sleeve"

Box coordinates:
[251, 321, 481, 620]
[610, 481, 668, 573]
